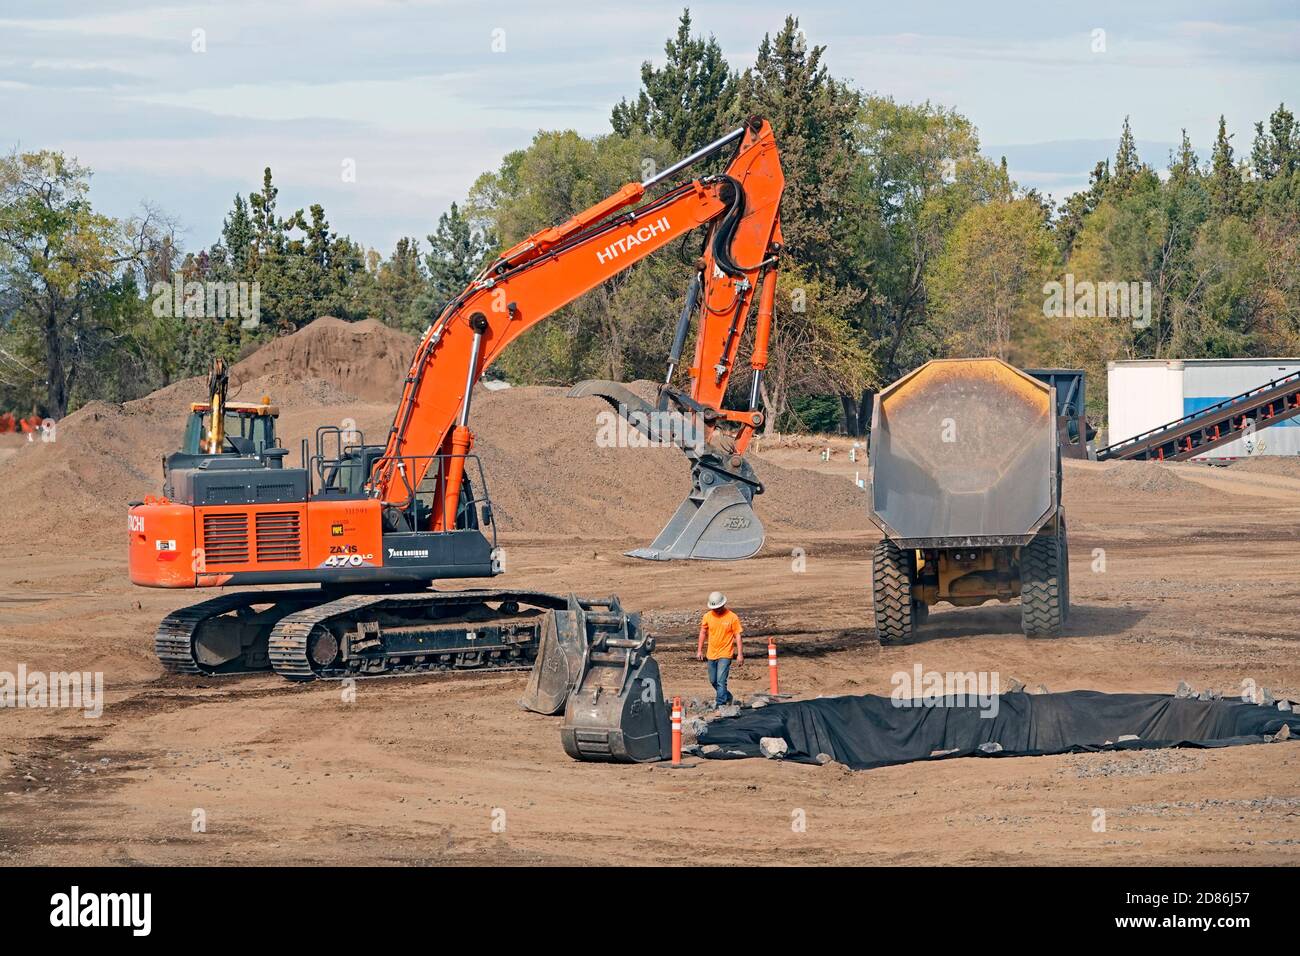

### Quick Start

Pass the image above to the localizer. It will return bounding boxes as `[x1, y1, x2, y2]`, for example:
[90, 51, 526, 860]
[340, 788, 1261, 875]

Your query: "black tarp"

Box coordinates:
[695, 691, 1299, 770]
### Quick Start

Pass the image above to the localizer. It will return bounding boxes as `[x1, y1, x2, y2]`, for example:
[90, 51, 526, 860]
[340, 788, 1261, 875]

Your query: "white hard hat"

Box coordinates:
[707, 591, 727, 610]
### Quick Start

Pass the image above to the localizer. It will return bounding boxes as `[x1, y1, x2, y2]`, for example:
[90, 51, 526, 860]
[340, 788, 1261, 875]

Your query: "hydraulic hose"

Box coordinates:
[711, 176, 747, 278]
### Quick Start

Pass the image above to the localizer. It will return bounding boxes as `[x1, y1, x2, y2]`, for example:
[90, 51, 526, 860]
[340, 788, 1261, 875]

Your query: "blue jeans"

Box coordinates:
[707, 657, 732, 707]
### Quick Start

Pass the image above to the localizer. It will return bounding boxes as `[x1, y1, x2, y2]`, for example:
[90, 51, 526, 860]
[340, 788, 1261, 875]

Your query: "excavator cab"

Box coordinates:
[312, 428, 487, 534]
[162, 399, 292, 505]
[319, 442, 383, 496]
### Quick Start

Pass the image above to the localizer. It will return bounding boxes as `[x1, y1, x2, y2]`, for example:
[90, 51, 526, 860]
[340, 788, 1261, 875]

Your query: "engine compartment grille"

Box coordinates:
[255, 511, 302, 563]
[201, 513, 249, 565]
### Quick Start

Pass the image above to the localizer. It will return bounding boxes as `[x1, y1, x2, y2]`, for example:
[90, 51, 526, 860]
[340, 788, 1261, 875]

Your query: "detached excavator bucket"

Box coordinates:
[569, 379, 765, 561]
[521, 594, 669, 762]
[557, 597, 670, 763]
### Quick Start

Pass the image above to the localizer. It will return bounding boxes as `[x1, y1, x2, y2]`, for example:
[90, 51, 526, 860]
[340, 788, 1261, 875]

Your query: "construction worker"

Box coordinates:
[696, 591, 743, 709]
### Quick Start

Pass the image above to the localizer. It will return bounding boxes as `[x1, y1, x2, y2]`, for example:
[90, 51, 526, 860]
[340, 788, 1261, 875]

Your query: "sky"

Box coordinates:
[2, 0, 1296, 254]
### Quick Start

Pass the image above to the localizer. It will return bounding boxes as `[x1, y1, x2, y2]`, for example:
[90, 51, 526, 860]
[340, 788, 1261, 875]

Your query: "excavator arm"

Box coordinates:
[370, 117, 785, 559]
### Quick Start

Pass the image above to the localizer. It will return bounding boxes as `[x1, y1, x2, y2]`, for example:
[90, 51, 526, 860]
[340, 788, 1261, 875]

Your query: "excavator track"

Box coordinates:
[266, 588, 579, 681]
[154, 589, 328, 676]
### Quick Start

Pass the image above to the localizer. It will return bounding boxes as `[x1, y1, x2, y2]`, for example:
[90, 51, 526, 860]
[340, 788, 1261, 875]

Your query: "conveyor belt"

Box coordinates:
[1097, 369, 1300, 461]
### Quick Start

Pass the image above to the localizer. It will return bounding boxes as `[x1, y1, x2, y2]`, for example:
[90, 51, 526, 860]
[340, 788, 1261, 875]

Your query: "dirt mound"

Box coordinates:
[1081, 460, 1216, 496]
[236, 374, 360, 408]
[0, 373, 873, 556]
[0, 375, 365, 552]
[751, 434, 860, 453]
[1097, 461, 1201, 495]
[130, 372, 359, 416]
[468, 384, 871, 540]
[1226, 456, 1300, 479]
[232, 317, 417, 403]
[0, 401, 163, 553]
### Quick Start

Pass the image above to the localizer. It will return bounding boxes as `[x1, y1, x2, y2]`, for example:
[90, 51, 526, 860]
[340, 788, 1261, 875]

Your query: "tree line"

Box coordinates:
[2, 9, 1297, 431]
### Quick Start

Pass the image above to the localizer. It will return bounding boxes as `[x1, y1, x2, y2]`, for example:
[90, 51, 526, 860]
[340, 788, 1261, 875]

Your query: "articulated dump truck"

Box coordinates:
[868, 358, 1070, 643]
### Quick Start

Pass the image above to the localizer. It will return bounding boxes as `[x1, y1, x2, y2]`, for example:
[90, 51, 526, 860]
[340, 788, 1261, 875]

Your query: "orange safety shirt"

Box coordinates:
[700, 609, 742, 660]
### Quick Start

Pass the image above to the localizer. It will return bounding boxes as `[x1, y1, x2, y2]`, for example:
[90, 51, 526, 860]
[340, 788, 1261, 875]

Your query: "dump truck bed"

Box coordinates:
[868, 358, 1059, 547]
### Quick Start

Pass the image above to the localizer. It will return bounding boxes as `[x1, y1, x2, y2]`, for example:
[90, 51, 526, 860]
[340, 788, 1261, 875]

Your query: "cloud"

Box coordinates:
[3, 0, 1296, 251]
[0, 61, 151, 89]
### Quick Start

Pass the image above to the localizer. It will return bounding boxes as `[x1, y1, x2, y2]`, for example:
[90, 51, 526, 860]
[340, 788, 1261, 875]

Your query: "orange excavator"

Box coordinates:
[128, 117, 784, 690]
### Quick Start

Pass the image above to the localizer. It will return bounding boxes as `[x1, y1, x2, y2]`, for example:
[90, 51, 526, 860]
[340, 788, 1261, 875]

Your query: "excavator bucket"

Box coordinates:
[569, 379, 765, 561]
[557, 598, 670, 763]
[521, 594, 669, 762]
[628, 477, 763, 561]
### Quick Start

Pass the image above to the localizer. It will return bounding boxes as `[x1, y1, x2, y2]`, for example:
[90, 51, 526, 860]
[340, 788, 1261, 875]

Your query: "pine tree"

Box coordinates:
[248, 167, 282, 260]
[735, 15, 860, 278]
[1169, 129, 1199, 183]
[1251, 102, 1298, 180]
[364, 237, 426, 329]
[610, 8, 737, 154]
[220, 194, 254, 272]
[1209, 116, 1242, 216]
[305, 204, 332, 269]
[411, 202, 492, 330]
[1111, 116, 1141, 194]
[1055, 160, 1108, 256]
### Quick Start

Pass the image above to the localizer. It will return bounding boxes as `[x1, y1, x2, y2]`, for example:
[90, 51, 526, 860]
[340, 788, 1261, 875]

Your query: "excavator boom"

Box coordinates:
[372, 117, 784, 558]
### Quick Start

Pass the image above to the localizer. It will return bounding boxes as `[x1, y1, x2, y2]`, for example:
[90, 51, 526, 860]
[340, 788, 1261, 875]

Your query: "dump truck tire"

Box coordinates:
[872, 540, 915, 645]
[1021, 518, 1068, 637]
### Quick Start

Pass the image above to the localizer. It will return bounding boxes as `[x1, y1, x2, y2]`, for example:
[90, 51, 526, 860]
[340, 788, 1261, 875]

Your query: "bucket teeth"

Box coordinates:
[567, 379, 671, 443]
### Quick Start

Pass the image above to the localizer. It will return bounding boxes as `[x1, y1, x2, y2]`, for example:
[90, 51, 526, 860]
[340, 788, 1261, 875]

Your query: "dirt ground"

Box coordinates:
[1, 448, 1298, 865]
